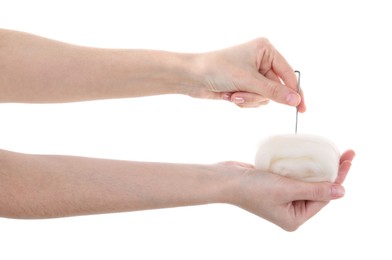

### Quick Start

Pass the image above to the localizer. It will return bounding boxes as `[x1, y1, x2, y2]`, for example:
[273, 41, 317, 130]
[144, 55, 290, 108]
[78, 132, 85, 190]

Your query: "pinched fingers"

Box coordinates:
[263, 68, 306, 112]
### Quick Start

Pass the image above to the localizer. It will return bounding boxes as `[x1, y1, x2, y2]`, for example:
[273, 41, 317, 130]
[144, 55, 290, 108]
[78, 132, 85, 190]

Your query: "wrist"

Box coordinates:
[166, 52, 205, 96]
[205, 163, 246, 206]
[134, 50, 204, 96]
[126, 50, 210, 99]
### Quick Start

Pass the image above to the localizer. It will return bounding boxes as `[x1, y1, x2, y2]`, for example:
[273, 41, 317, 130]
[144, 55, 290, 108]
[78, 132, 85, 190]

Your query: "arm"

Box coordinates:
[0, 149, 227, 218]
[0, 29, 304, 109]
[0, 29, 198, 103]
[0, 149, 354, 231]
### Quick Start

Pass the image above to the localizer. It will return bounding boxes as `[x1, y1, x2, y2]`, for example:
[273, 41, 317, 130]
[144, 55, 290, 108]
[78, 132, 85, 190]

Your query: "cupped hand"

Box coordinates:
[219, 150, 355, 231]
[189, 38, 306, 111]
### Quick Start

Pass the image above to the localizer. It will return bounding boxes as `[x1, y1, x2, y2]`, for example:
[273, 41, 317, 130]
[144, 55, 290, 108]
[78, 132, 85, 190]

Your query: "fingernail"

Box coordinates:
[286, 93, 300, 106]
[331, 185, 345, 198]
[222, 93, 231, 101]
[233, 97, 245, 104]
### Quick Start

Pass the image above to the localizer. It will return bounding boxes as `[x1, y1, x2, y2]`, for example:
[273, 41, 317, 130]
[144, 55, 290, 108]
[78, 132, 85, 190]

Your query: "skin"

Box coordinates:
[0, 29, 304, 109]
[0, 29, 354, 231]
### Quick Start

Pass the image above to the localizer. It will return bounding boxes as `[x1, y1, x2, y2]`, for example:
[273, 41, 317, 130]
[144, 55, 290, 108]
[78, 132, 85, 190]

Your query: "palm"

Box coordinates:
[219, 149, 355, 231]
[284, 150, 355, 229]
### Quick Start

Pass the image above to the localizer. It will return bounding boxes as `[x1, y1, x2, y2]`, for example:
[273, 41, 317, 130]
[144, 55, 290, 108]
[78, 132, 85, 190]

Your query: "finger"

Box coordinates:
[297, 88, 306, 113]
[266, 69, 306, 112]
[252, 40, 304, 108]
[235, 101, 270, 108]
[264, 69, 280, 83]
[334, 149, 356, 184]
[266, 68, 306, 112]
[340, 149, 356, 164]
[221, 92, 270, 107]
[293, 182, 345, 202]
[284, 200, 329, 231]
[221, 92, 233, 101]
[271, 50, 297, 91]
[335, 160, 352, 185]
[269, 52, 307, 111]
[254, 74, 301, 107]
[230, 92, 269, 105]
[291, 71, 306, 112]
[219, 161, 255, 169]
[301, 200, 330, 221]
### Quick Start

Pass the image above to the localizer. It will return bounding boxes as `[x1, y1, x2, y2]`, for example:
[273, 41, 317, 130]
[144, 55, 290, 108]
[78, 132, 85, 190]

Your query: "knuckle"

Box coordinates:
[265, 81, 280, 99]
[311, 185, 326, 200]
[260, 100, 270, 106]
[281, 220, 301, 232]
[253, 37, 273, 57]
[253, 37, 271, 48]
[283, 225, 299, 232]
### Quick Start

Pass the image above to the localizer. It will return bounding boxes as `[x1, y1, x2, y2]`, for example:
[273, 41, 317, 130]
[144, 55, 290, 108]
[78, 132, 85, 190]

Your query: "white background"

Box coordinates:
[1, 0, 391, 259]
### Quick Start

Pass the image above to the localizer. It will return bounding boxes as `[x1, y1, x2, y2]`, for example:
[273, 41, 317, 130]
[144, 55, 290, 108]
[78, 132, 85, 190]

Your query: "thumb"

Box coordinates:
[293, 183, 345, 202]
[253, 74, 301, 107]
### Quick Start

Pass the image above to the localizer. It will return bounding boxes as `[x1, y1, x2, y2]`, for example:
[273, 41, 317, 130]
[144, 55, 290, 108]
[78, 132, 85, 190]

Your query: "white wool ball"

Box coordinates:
[255, 134, 340, 182]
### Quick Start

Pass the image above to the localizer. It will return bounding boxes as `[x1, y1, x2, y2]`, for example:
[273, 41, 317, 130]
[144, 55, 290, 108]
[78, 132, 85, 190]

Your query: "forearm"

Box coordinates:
[0, 149, 231, 219]
[0, 29, 200, 103]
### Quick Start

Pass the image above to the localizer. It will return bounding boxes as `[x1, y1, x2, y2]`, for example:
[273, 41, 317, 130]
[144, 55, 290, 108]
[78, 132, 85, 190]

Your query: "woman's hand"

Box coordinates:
[219, 150, 355, 231]
[187, 38, 306, 110]
[0, 147, 354, 229]
[1, 29, 304, 109]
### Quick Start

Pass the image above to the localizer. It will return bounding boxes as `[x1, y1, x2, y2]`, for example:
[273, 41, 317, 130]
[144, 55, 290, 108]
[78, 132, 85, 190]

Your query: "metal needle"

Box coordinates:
[294, 70, 301, 134]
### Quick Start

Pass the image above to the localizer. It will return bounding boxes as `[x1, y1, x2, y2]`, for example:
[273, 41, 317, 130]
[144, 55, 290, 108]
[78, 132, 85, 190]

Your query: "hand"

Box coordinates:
[189, 38, 305, 110]
[220, 150, 355, 231]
